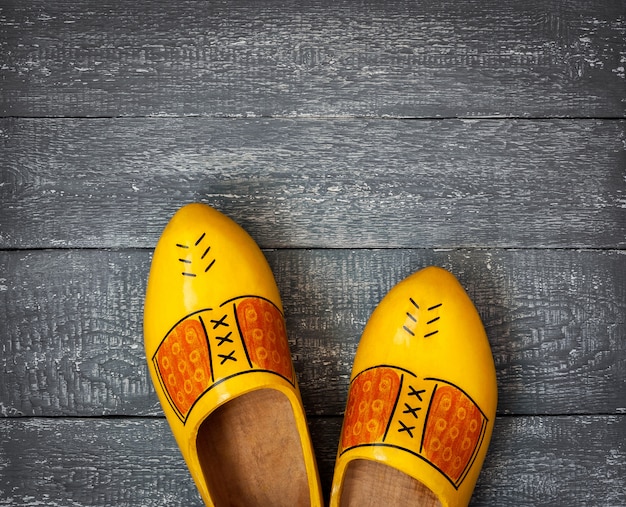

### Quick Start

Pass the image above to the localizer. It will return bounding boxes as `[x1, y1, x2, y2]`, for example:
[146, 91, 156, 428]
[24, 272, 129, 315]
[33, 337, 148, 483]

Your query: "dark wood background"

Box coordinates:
[1, 1, 625, 505]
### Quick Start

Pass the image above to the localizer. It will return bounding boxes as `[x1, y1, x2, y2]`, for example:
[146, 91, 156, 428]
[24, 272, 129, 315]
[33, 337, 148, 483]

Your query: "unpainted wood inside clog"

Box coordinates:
[196, 389, 310, 506]
[340, 459, 442, 507]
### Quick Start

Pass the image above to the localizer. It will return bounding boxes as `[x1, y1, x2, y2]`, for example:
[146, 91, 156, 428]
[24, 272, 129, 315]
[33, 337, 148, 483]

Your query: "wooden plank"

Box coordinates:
[472, 415, 626, 507]
[0, 415, 624, 506]
[0, 418, 203, 506]
[1, 248, 624, 417]
[1, 0, 624, 118]
[1, 118, 625, 249]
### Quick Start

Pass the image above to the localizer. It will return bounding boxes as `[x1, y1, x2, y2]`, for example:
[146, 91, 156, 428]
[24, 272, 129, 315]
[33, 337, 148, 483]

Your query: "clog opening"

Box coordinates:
[339, 459, 442, 507]
[196, 389, 310, 506]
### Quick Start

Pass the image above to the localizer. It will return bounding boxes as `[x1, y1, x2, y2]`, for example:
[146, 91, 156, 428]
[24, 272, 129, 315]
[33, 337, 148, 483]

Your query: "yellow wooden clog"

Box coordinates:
[330, 266, 497, 507]
[144, 203, 322, 506]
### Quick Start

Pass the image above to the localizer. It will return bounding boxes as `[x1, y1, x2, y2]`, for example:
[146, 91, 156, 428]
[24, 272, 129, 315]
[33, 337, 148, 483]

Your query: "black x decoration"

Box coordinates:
[216, 331, 233, 346]
[398, 420, 416, 438]
[210, 314, 229, 329]
[402, 402, 421, 419]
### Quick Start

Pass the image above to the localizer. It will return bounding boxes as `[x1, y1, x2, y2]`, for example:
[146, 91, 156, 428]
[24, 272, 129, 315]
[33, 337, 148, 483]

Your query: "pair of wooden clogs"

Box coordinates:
[144, 203, 497, 507]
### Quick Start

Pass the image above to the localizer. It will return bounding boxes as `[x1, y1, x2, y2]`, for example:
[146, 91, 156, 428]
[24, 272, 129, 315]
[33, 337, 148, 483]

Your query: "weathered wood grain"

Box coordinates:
[1, 118, 625, 249]
[1, 0, 625, 118]
[0, 418, 203, 506]
[1, 1, 624, 505]
[1, 248, 624, 417]
[472, 415, 626, 507]
[0, 415, 624, 506]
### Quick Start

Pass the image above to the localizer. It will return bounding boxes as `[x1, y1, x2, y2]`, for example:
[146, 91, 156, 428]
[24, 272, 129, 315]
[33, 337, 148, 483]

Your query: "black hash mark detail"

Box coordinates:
[406, 312, 417, 322]
[424, 330, 439, 338]
[178, 258, 192, 264]
[182, 272, 196, 277]
[201, 246, 211, 259]
[211, 314, 229, 329]
[403, 325, 415, 336]
[216, 332, 233, 346]
[195, 232, 206, 246]
[218, 350, 237, 364]
[408, 386, 426, 401]
[428, 303, 442, 311]
[427, 316, 440, 324]
[398, 420, 416, 438]
[403, 403, 421, 419]
[205, 259, 216, 272]
[176, 243, 189, 249]
[409, 297, 419, 310]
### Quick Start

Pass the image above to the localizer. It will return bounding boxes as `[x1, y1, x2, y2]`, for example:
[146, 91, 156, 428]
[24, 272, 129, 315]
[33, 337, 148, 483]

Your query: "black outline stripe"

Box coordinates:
[338, 442, 461, 490]
[382, 373, 404, 442]
[220, 294, 284, 315]
[458, 418, 488, 486]
[422, 377, 490, 420]
[152, 308, 213, 344]
[150, 304, 298, 425]
[420, 384, 438, 454]
[198, 315, 214, 383]
[233, 302, 255, 369]
[350, 364, 418, 385]
[152, 355, 181, 419]
[178, 369, 296, 424]
[340, 377, 491, 490]
[151, 309, 214, 421]
[424, 330, 439, 338]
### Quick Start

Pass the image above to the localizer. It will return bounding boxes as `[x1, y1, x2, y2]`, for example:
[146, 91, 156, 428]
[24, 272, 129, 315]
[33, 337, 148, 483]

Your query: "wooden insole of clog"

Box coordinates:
[196, 389, 310, 507]
[340, 459, 442, 507]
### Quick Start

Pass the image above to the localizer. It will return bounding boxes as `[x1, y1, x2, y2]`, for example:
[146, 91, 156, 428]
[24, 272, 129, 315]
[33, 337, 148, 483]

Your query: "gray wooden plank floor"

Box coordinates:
[2, 0, 625, 117]
[1, 416, 625, 506]
[1, 248, 624, 418]
[1, 118, 625, 249]
[1, 1, 625, 506]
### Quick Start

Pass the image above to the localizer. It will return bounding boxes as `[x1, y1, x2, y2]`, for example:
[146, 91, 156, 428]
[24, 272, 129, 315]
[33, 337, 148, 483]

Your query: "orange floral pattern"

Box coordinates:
[341, 367, 401, 449]
[236, 297, 293, 383]
[422, 384, 485, 484]
[339, 366, 487, 488]
[154, 317, 213, 419]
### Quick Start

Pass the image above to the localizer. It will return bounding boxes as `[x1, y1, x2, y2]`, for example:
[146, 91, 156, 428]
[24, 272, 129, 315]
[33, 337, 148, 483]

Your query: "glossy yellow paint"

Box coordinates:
[143, 203, 322, 506]
[331, 266, 498, 507]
